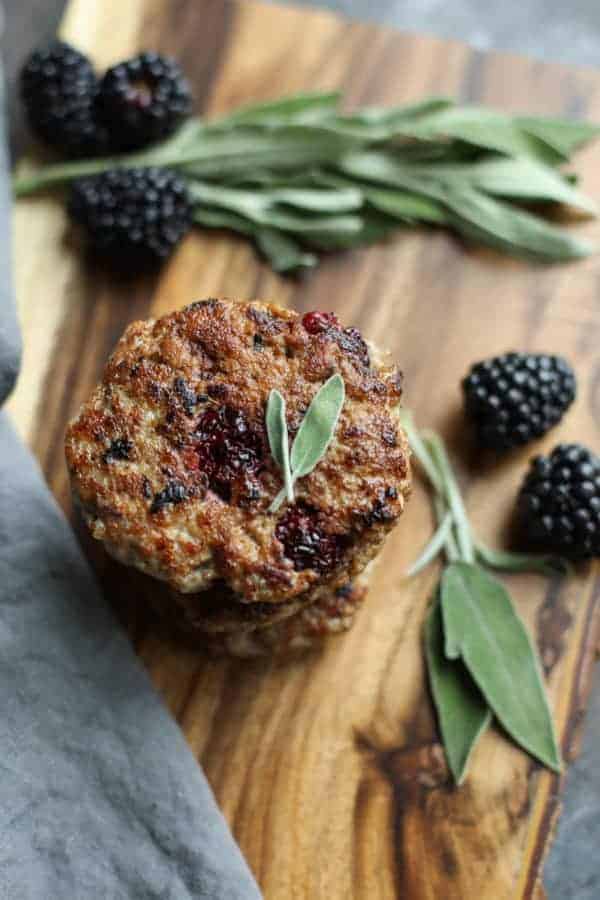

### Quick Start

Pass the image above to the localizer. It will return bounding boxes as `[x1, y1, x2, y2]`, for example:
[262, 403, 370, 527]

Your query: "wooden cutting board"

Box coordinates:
[8, 0, 600, 896]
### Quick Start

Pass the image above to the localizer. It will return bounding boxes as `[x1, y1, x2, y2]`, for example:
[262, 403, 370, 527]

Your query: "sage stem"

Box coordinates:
[423, 432, 474, 564]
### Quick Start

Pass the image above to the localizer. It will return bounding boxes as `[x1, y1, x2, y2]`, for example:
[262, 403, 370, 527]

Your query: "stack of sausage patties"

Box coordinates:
[66, 299, 411, 656]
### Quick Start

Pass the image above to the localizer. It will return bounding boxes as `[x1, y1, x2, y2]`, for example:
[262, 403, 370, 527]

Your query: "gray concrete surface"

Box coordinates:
[3, 1, 599, 896]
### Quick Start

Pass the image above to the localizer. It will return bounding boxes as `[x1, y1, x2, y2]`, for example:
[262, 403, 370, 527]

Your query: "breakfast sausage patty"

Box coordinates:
[198, 577, 369, 658]
[65, 298, 411, 607]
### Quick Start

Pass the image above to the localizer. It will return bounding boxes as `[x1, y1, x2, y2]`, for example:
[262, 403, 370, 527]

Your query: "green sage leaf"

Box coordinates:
[424, 433, 474, 564]
[404, 106, 566, 164]
[425, 598, 491, 784]
[255, 229, 318, 272]
[441, 562, 562, 772]
[339, 152, 594, 260]
[266, 389, 288, 470]
[461, 157, 596, 213]
[266, 186, 362, 213]
[193, 209, 317, 272]
[408, 156, 596, 214]
[299, 169, 448, 223]
[333, 97, 453, 130]
[193, 206, 256, 235]
[303, 211, 398, 250]
[266, 390, 294, 505]
[180, 125, 363, 180]
[214, 92, 341, 128]
[290, 374, 345, 479]
[187, 178, 364, 237]
[441, 186, 593, 262]
[364, 186, 448, 224]
[516, 116, 600, 160]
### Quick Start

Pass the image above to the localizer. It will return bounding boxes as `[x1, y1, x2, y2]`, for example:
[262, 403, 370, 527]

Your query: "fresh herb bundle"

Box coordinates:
[266, 374, 345, 512]
[13, 92, 600, 272]
[401, 410, 568, 784]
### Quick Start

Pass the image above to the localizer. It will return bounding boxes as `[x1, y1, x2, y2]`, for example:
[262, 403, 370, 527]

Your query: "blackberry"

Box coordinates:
[97, 52, 192, 150]
[275, 502, 349, 573]
[518, 444, 600, 559]
[19, 41, 108, 157]
[462, 352, 576, 450]
[68, 167, 193, 266]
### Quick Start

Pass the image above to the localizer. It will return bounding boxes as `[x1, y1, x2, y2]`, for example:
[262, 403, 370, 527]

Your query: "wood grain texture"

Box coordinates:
[8, 1, 600, 897]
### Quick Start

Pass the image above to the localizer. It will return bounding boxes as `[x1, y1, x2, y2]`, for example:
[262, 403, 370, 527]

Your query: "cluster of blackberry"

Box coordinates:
[21, 42, 191, 156]
[20, 41, 194, 264]
[462, 351, 599, 559]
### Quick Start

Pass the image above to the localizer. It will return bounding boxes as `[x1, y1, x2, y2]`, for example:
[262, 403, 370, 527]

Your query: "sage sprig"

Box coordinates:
[441, 563, 561, 772]
[266, 374, 345, 512]
[401, 409, 566, 783]
[13, 91, 600, 271]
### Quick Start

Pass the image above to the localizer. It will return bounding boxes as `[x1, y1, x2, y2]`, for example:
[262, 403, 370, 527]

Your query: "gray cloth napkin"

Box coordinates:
[0, 77, 261, 900]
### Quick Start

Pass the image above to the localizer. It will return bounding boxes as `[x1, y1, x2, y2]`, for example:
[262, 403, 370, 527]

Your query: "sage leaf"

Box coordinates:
[265, 186, 363, 213]
[301, 169, 448, 223]
[364, 186, 448, 224]
[290, 374, 345, 479]
[332, 97, 453, 132]
[475, 541, 570, 576]
[193, 209, 318, 272]
[304, 211, 398, 250]
[255, 229, 318, 273]
[424, 433, 474, 564]
[340, 153, 595, 260]
[517, 116, 600, 160]
[266, 390, 288, 470]
[319, 101, 454, 142]
[186, 179, 364, 235]
[409, 156, 596, 214]
[193, 206, 256, 235]
[425, 599, 491, 784]
[461, 157, 596, 214]
[266, 390, 294, 504]
[442, 187, 593, 262]
[404, 106, 566, 164]
[441, 562, 562, 772]
[180, 126, 364, 179]
[214, 91, 341, 128]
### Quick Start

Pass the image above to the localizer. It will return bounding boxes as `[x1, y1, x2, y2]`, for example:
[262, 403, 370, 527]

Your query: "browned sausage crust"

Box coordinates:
[180, 578, 370, 658]
[65, 298, 411, 609]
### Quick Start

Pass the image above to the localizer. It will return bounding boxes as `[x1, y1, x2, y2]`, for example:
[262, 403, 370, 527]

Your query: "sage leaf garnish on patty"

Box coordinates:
[265, 389, 293, 504]
[400, 409, 566, 783]
[267, 374, 345, 513]
[13, 91, 600, 270]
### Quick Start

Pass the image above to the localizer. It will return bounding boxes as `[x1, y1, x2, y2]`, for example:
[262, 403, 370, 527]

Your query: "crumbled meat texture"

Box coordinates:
[65, 298, 411, 603]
